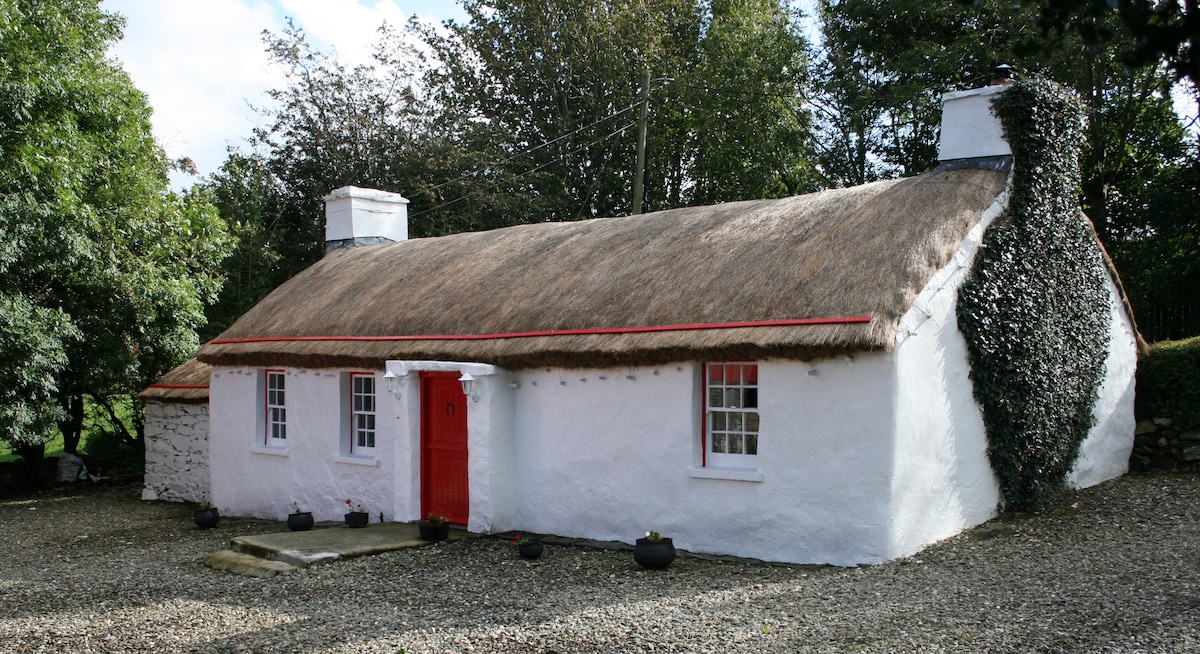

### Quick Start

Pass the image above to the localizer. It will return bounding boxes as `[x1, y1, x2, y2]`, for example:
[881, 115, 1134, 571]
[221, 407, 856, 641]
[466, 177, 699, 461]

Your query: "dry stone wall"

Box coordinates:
[142, 401, 210, 503]
[1130, 417, 1200, 472]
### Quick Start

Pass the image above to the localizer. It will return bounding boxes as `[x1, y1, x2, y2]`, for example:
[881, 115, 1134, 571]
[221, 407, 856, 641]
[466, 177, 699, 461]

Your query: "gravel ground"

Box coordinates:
[0, 474, 1197, 653]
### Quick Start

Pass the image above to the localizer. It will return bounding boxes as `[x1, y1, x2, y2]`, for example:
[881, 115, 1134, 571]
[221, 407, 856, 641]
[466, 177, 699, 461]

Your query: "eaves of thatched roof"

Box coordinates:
[137, 358, 211, 404]
[196, 167, 1009, 371]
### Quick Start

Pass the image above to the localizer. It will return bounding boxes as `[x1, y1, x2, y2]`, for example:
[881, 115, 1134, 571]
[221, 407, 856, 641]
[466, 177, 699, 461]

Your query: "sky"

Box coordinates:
[105, 0, 1195, 190]
[102, 0, 467, 188]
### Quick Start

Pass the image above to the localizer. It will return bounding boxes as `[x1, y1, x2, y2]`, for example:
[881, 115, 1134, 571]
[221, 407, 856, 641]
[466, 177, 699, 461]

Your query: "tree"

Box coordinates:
[0, 0, 230, 480]
[958, 0, 1200, 90]
[419, 0, 817, 217]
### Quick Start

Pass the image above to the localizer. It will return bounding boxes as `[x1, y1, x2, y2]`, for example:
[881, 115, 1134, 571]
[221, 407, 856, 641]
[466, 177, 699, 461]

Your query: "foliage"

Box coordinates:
[957, 78, 1111, 511]
[1135, 336, 1200, 426]
[955, 0, 1200, 88]
[812, 0, 1026, 183]
[0, 0, 230, 465]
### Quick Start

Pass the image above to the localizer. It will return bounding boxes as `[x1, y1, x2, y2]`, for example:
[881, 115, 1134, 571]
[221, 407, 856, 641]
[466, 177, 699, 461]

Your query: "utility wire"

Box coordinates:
[419, 102, 641, 197]
[410, 120, 640, 219]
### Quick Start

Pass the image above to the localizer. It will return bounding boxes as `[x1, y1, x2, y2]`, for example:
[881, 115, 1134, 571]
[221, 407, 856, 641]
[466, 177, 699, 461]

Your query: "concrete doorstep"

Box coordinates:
[204, 522, 466, 578]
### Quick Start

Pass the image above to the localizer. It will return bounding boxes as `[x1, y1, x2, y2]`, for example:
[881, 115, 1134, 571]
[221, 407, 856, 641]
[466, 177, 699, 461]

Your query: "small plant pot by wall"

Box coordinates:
[634, 537, 676, 570]
[518, 539, 544, 560]
[194, 507, 220, 529]
[418, 520, 450, 541]
[287, 511, 314, 532]
[345, 512, 369, 528]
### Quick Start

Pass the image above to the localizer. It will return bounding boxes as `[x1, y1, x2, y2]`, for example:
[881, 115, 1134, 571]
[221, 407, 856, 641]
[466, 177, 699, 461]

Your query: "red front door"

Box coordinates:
[420, 372, 469, 525]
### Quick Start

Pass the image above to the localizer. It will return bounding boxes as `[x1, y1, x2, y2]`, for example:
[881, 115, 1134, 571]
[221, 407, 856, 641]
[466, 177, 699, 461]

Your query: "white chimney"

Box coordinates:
[323, 186, 409, 251]
[937, 84, 1011, 162]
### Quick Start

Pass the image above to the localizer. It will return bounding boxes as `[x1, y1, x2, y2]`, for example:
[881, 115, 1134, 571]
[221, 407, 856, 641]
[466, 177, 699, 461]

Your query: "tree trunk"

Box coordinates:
[58, 394, 85, 455]
[13, 442, 47, 490]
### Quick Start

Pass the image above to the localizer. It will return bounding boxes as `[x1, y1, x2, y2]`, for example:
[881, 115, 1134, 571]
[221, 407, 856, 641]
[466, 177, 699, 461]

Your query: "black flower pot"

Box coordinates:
[287, 511, 314, 531]
[518, 539, 544, 560]
[194, 507, 220, 529]
[419, 520, 450, 541]
[634, 537, 676, 570]
[345, 512, 369, 528]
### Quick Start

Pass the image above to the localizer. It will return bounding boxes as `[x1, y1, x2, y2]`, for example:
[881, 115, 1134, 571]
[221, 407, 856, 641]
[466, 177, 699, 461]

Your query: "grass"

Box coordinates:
[0, 433, 78, 464]
[0, 395, 131, 463]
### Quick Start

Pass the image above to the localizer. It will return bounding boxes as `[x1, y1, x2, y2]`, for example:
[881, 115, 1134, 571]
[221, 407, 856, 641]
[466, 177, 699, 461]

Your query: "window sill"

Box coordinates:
[334, 455, 381, 468]
[251, 446, 289, 457]
[688, 467, 764, 482]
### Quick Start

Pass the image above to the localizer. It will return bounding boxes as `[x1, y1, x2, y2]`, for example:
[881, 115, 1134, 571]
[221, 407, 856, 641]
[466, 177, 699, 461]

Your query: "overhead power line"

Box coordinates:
[419, 101, 641, 197]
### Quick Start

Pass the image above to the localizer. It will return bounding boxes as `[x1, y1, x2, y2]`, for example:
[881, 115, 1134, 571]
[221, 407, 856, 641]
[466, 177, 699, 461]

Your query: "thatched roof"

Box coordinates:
[138, 359, 210, 403]
[196, 168, 1009, 370]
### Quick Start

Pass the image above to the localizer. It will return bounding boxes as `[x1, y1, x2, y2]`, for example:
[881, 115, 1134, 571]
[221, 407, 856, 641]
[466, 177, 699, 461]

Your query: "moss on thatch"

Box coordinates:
[198, 168, 1008, 371]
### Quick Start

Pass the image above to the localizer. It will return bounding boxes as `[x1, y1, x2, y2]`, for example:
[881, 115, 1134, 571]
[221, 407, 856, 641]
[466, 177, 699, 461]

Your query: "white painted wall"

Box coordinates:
[887, 185, 1005, 559]
[1067, 274, 1138, 488]
[142, 401, 209, 503]
[509, 360, 897, 566]
[208, 367, 400, 522]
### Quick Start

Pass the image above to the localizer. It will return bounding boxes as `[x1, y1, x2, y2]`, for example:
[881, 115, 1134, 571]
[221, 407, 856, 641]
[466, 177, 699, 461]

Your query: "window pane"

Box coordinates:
[744, 387, 758, 409]
[727, 366, 741, 385]
[711, 412, 727, 431]
[726, 388, 742, 408]
[363, 395, 374, 412]
[729, 412, 743, 432]
[728, 434, 743, 454]
[365, 414, 374, 430]
[712, 433, 727, 453]
[745, 434, 758, 455]
[746, 412, 760, 433]
[709, 388, 723, 408]
[365, 433, 375, 448]
[708, 365, 724, 384]
[743, 365, 758, 385]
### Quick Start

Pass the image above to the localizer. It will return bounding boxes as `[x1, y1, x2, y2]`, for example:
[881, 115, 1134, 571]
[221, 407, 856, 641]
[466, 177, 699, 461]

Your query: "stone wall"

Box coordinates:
[1130, 417, 1200, 472]
[142, 401, 210, 503]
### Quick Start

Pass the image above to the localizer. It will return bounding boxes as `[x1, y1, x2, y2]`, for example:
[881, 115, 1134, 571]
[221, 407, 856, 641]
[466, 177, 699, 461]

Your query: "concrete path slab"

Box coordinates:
[204, 518, 465, 573]
[227, 522, 464, 569]
[204, 550, 299, 578]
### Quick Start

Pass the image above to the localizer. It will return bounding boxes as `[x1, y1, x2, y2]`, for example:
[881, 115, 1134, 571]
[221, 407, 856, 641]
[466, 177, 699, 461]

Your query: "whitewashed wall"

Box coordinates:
[1067, 274, 1138, 488]
[508, 359, 897, 566]
[887, 190, 1004, 559]
[142, 401, 210, 503]
[208, 367, 399, 522]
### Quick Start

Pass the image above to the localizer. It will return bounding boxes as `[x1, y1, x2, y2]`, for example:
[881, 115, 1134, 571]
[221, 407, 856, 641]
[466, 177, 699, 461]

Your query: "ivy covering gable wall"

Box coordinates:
[956, 77, 1113, 511]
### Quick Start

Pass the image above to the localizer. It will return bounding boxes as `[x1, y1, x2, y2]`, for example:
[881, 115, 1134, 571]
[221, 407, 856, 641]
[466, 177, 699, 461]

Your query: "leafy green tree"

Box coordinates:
[685, 0, 820, 202]
[419, 0, 816, 217]
[0, 0, 230, 479]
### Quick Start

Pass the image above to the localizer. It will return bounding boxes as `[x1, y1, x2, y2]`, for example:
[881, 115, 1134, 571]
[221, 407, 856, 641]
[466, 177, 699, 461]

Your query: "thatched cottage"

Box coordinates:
[141, 82, 1140, 566]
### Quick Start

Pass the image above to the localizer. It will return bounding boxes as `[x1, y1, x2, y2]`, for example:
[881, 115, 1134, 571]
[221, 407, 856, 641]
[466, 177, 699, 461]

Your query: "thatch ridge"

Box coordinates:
[198, 168, 1009, 370]
[138, 359, 210, 403]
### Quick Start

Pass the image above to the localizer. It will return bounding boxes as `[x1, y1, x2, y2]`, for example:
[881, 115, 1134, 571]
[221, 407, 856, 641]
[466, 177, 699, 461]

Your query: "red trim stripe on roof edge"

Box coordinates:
[148, 384, 210, 389]
[209, 316, 873, 345]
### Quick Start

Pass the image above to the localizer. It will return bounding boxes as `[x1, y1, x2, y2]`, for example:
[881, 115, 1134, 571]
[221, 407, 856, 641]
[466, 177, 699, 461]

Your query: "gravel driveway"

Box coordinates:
[1, 473, 1197, 653]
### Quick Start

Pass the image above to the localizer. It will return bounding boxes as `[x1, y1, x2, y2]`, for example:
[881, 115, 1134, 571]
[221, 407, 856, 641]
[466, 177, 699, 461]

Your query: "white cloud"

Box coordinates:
[103, 0, 466, 188]
[279, 0, 409, 65]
